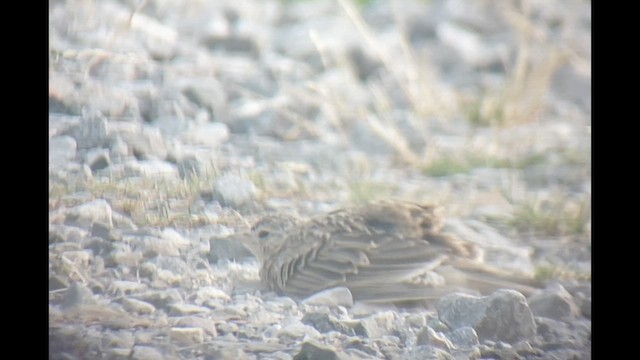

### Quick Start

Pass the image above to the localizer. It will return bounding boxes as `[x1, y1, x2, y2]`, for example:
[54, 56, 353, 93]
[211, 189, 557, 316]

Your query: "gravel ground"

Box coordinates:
[49, 0, 591, 359]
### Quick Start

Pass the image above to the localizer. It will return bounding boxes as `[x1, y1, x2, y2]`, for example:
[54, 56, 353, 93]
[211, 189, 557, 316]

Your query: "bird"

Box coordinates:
[237, 200, 540, 303]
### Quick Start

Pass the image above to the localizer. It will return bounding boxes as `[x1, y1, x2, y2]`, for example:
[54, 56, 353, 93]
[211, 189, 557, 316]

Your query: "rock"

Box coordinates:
[403, 345, 455, 360]
[175, 316, 218, 337]
[182, 83, 229, 122]
[122, 298, 156, 314]
[61, 249, 93, 269]
[124, 160, 179, 179]
[437, 290, 536, 343]
[108, 281, 147, 296]
[108, 244, 143, 268]
[108, 348, 133, 359]
[62, 282, 96, 309]
[195, 286, 232, 304]
[354, 316, 382, 339]
[141, 235, 182, 257]
[278, 322, 322, 341]
[416, 326, 453, 350]
[90, 221, 120, 242]
[214, 173, 257, 207]
[111, 123, 169, 160]
[82, 148, 111, 172]
[50, 224, 89, 245]
[293, 341, 350, 360]
[216, 322, 239, 336]
[176, 155, 205, 180]
[139, 289, 183, 311]
[534, 317, 584, 346]
[170, 327, 204, 346]
[528, 284, 581, 320]
[69, 110, 109, 149]
[301, 312, 353, 335]
[49, 274, 69, 291]
[302, 287, 354, 307]
[170, 303, 211, 316]
[574, 291, 591, 319]
[181, 122, 230, 148]
[109, 135, 130, 162]
[209, 238, 254, 262]
[102, 330, 135, 350]
[57, 199, 113, 228]
[129, 9, 178, 61]
[50, 135, 77, 166]
[405, 313, 427, 328]
[131, 345, 164, 360]
[448, 326, 479, 350]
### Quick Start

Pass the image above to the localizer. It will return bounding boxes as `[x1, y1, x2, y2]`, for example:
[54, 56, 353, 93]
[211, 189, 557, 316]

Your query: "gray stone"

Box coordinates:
[49, 224, 89, 244]
[84, 148, 111, 171]
[176, 155, 205, 180]
[182, 82, 229, 122]
[49, 135, 77, 166]
[278, 322, 322, 341]
[54, 163, 93, 184]
[90, 221, 120, 242]
[101, 330, 135, 351]
[301, 312, 354, 335]
[181, 122, 229, 148]
[109, 122, 169, 160]
[61, 249, 93, 270]
[405, 313, 427, 328]
[552, 64, 591, 111]
[534, 317, 584, 346]
[216, 321, 239, 336]
[139, 230, 189, 258]
[195, 286, 232, 304]
[528, 284, 580, 320]
[403, 345, 455, 360]
[107, 244, 143, 268]
[293, 341, 350, 360]
[49, 274, 69, 291]
[57, 199, 113, 228]
[302, 287, 354, 307]
[437, 290, 536, 343]
[169, 327, 204, 346]
[131, 345, 164, 360]
[136, 289, 183, 312]
[416, 326, 453, 350]
[62, 282, 96, 309]
[130, 11, 178, 61]
[49, 113, 81, 137]
[209, 238, 254, 262]
[108, 281, 147, 296]
[575, 291, 591, 319]
[109, 136, 130, 162]
[448, 326, 479, 350]
[70, 110, 109, 149]
[354, 317, 382, 339]
[170, 303, 211, 316]
[122, 298, 156, 314]
[125, 160, 179, 179]
[175, 316, 218, 337]
[214, 173, 257, 207]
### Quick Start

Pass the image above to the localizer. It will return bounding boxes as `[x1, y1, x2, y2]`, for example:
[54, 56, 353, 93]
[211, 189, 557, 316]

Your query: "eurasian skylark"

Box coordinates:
[238, 200, 539, 303]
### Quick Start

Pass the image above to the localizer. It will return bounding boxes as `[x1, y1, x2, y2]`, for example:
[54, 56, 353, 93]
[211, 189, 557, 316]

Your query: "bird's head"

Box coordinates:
[238, 213, 301, 262]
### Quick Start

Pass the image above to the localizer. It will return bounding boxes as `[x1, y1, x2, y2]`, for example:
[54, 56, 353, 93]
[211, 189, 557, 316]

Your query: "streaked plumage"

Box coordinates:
[239, 201, 539, 302]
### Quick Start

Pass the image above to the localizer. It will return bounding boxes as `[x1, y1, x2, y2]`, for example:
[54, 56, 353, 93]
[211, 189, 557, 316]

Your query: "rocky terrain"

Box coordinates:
[49, 0, 591, 359]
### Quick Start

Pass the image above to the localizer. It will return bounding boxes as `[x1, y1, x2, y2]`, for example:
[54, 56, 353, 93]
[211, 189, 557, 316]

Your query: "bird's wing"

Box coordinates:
[437, 260, 542, 296]
[263, 229, 455, 299]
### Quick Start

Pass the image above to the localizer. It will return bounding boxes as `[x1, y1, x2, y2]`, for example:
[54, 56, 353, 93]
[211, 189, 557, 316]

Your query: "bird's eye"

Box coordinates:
[258, 230, 270, 239]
